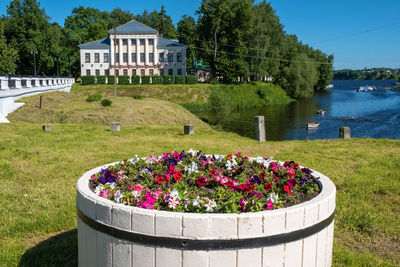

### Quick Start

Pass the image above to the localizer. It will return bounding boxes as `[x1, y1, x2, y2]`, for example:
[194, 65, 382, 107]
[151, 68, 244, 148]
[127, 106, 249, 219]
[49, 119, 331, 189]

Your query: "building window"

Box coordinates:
[159, 53, 164, 62]
[149, 53, 154, 63]
[168, 53, 173, 62]
[86, 69, 91, 76]
[123, 53, 128, 63]
[94, 53, 100, 63]
[85, 53, 90, 63]
[104, 53, 109, 63]
[115, 53, 119, 63]
[160, 69, 164, 76]
[132, 53, 137, 62]
[177, 52, 182, 62]
[168, 69, 173, 76]
[95, 69, 100, 76]
[140, 39, 145, 45]
[131, 39, 136, 45]
[141, 69, 145, 76]
[149, 69, 154, 76]
[123, 69, 128, 76]
[122, 39, 128, 45]
[177, 69, 182, 75]
[140, 53, 145, 63]
[105, 69, 109, 76]
[149, 39, 154, 45]
[132, 69, 137, 76]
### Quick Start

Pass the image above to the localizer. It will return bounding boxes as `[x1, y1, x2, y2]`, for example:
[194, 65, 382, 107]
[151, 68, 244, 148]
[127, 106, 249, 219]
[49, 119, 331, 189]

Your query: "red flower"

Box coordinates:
[284, 185, 291, 195]
[287, 178, 297, 189]
[238, 183, 255, 193]
[174, 171, 182, 181]
[264, 182, 272, 191]
[156, 176, 166, 184]
[196, 176, 207, 187]
[260, 172, 266, 179]
[209, 168, 216, 176]
[227, 154, 233, 160]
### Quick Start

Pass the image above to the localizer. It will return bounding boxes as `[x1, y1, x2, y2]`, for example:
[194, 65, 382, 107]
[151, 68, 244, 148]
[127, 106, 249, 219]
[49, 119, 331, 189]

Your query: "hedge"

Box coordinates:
[163, 75, 174, 84]
[131, 75, 140, 85]
[141, 76, 151, 84]
[151, 75, 163, 84]
[175, 75, 185, 84]
[118, 75, 130, 85]
[186, 75, 197, 84]
[96, 76, 106, 84]
[81, 76, 95, 85]
[107, 76, 115, 84]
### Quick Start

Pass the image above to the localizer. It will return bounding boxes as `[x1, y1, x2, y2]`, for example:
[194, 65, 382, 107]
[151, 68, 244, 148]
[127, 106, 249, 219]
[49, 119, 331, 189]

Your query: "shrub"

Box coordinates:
[175, 75, 185, 84]
[107, 76, 115, 84]
[186, 75, 197, 84]
[163, 75, 174, 84]
[151, 75, 163, 84]
[101, 99, 112, 106]
[210, 77, 219, 85]
[118, 75, 130, 85]
[86, 94, 102, 102]
[81, 76, 95, 85]
[96, 76, 106, 84]
[133, 95, 144, 100]
[141, 76, 151, 84]
[129, 75, 138, 84]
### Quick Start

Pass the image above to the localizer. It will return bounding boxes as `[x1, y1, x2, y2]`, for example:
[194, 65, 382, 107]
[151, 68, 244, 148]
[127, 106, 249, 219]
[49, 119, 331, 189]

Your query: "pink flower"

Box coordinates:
[287, 169, 295, 177]
[266, 199, 274, 210]
[173, 151, 180, 160]
[139, 201, 154, 209]
[99, 189, 111, 199]
[117, 170, 125, 176]
[134, 184, 143, 192]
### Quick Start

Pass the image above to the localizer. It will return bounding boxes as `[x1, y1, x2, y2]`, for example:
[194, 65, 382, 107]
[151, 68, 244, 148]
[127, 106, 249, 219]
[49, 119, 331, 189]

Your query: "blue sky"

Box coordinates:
[1, 0, 399, 70]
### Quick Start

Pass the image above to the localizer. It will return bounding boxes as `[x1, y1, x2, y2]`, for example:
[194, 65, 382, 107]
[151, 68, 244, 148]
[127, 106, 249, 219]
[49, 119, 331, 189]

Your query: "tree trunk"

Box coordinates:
[213, 27, 217, 77]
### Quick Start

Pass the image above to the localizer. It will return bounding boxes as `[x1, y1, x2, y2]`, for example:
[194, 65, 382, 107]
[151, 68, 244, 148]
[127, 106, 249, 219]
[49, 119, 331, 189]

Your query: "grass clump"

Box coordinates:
[133, 95, 144, 100]
[86, 94, 101, 102]
[100, 99, 112, 106]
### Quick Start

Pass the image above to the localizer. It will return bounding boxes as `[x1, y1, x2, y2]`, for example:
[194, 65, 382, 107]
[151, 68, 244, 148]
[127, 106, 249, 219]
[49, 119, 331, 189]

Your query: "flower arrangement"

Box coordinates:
[89, 149, 320, 213]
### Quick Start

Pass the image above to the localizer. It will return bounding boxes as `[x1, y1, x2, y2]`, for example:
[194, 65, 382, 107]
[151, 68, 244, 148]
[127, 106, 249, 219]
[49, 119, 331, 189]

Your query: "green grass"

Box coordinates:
[0, 122, 399, 266]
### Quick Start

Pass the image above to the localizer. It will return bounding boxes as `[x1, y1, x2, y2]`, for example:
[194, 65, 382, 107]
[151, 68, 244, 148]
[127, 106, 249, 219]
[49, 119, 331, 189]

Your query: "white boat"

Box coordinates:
[307, 121, 319, 129]
[356, 85, 376, 92]
[316, 108, 325, 116]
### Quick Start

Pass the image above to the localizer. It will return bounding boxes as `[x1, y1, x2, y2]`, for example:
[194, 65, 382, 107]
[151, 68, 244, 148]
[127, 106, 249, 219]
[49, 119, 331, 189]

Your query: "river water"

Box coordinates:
[194, 80, 400, 141]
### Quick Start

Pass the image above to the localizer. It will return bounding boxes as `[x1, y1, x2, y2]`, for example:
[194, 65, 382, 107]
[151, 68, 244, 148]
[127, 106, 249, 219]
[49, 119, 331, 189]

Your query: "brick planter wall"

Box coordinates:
[76, 160, 336, 267]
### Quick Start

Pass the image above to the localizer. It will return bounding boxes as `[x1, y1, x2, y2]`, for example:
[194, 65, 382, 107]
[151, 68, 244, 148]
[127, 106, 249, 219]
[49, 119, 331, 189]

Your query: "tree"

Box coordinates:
[157, 5, 177, 39]
[0, 19, 18, 74]
[177, 15, 197, 67]
[104, 8, 134, 29]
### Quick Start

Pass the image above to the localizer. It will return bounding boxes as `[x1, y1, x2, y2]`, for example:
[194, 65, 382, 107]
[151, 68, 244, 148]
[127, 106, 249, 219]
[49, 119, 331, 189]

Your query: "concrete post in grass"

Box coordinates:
[42, 125, 52, 131]
[110, 122, 120, 132]
[339, 127, 351, 139]
[184, 124, 194, 135]
[254, 116, 266, 142]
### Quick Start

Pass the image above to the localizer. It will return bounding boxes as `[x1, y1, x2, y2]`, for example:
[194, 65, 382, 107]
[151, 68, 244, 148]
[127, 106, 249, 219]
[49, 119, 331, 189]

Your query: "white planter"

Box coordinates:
[77, 161, 336, 267]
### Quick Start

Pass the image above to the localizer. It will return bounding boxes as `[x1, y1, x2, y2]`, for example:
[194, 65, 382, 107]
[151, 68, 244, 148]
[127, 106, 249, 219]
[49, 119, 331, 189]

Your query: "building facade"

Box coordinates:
[79, 20, 186, 78]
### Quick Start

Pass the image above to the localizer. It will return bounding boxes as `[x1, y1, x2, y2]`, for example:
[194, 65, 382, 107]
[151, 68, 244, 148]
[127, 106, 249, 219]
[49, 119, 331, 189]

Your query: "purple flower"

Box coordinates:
[301, 168, 312, 175]
[99, 176, 106, 184]
[252, 176, 262, 184]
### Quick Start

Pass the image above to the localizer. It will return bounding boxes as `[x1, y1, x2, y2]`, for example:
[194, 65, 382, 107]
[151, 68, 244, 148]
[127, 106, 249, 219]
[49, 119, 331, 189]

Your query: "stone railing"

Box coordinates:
[0, 75, 75, 90]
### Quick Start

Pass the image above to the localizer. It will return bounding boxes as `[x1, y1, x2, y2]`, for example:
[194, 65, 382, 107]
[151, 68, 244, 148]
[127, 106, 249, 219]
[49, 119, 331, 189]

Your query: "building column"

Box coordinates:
[154, 38, 158, 66]
[136, 38, 140, 65]
[118, 38, 123, 66]
[145, 38, 149, 66]
[110, 37, 114, 66]
[128, 38, 132, 66]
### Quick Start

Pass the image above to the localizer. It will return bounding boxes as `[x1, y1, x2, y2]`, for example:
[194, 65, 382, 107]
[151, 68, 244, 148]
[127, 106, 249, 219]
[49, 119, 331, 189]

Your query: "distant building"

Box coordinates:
[187, 59, 212, 82]
[79, 20, 187, 78]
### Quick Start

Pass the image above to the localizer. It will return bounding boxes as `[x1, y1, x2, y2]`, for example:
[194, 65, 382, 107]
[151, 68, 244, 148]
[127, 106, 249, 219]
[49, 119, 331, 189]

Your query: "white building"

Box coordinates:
[79, 20, 187, 78]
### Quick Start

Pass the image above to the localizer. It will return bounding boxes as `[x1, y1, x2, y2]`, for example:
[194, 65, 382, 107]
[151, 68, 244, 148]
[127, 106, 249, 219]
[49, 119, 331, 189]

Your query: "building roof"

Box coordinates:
[79, 37, 110, 49]
[108, 19, 158, 35]
[157, 37, 186, 48]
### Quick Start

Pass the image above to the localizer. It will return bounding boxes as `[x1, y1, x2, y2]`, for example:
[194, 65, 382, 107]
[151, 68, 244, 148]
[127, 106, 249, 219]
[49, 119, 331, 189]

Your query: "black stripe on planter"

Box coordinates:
[77, 209, 335, 251]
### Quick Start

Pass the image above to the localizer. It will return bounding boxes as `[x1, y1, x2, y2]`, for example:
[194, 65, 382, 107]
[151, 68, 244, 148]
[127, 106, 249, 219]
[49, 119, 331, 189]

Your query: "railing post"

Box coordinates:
[254, 116, 266, 142]
[14, 77, 22, 89]
[0, 75, 9, 90]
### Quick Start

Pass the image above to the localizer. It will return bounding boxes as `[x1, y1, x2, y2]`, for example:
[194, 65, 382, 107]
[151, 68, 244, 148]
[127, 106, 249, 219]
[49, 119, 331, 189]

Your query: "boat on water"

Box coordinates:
[316, 108, 325, 116]
[356, 85, 376, 92]
[307, 121, 319, 129]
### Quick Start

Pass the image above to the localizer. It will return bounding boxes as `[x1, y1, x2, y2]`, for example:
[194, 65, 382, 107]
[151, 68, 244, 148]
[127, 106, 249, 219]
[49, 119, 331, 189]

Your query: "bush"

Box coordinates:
[130, 75, 139, 84]
[141, 76, 151, 84]
[133, 95, 144, 100]
[86, 94, 101, 102]
[96, 76, 106, 84]
[210, 77, 219, 85]
[107, 76, 115, 84]
[175, 75, 185, 84]
[118, 75, 130, 85]
[186, 75, 197, 84]
[151, 75, 163, 84]
[81, 76, 95, 85]
[101, 99, 112, 106]
[163, 75, 174, 84]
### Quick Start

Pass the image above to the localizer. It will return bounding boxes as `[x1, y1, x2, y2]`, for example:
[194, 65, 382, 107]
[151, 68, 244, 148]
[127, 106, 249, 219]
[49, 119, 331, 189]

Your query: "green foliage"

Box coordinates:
[342, 208, 377, 234]
[0, 20, 17, 74]
[163, 75, 174, 84]
[131, 75, 140, 84]
[175, 75, 185, 84]
[107, 75, 115, 84]
[186, 75, 197, 84]
[101, 98, 112, 106]
[135, 5, 177, 39]
[141, 75, 151, 84]
[151, 75, 163, 84]
[96, 76, 106, 84]
[118, 75, 130, 85]
[177, 15, 197, 67]
[86, 94, 101, 102]
[209, 87, 232, 124]
[334, 68, 400, 80]
[81, 76, 95, 85]
[133, 95, 144, 99]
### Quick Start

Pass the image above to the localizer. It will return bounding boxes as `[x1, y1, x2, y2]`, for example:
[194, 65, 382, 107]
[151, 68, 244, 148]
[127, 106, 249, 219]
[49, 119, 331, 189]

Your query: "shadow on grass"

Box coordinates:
[19, 229, 78, 267]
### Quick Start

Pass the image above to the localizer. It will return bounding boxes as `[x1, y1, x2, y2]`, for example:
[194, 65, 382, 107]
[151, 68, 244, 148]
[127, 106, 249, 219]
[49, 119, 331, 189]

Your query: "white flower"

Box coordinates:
[205, 200, 217, 212]
[193, 196, 202, 207]
[267, 193, 279, 203]
[188, 148, 197, 157]
[105, 182, 116, 189]
[132, 190, 141, 198]
[170, 189, 181, 201]
[95, 185, 104, 195]
[132, 155, 140, 164]
[114, 190, 123, 203]
[184, 199, 189, 209]
[256, 156, 274, 166]
[185, 161, 199, 174]
[168, 197, 179, 209]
